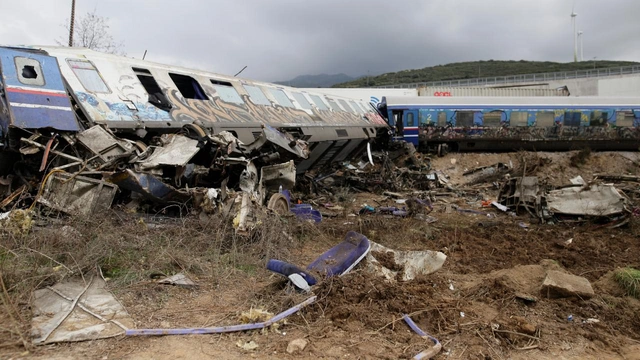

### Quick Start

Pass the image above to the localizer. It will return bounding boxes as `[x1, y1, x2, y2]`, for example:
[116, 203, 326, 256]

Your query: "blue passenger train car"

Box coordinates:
[378, 96, 640, 152]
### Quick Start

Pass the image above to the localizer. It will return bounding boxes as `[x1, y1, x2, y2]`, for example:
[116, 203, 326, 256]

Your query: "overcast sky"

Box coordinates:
[1, 0, 639, 82]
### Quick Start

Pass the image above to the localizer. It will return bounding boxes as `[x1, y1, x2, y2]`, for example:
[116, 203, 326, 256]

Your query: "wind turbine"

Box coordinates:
[578, 30, 584, 61]
[571, 5, 578, 62]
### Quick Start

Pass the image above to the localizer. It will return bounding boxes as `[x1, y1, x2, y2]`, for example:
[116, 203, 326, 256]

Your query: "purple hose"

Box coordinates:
[402, 314, 442, 360]
[125, 296, 317, 336]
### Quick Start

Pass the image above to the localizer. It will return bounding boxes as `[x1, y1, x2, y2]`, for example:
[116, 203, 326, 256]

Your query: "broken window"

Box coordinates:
[169, 73, 208, 100]
[327, 98, 342, 112]
[309, 95, 329, 110]
[349, 101, 363, 115]
[338, 99, 355, 113]
[616, 111, 635, 127]
[292, 92, 312, 110]
[210, 79, 244, 104]
[15, 57, 45, 86]
[267, 88, 294, 108]
[336, 129, 348, 137]
[590, 111, 608, 126]
[132, 67, 172, 111]
[243, 85, 271, 106]
[535, 112, 555, 127]
[510, 111, 528, 127]
[68, 59, 110, 93]
[484, 112, 502, 127]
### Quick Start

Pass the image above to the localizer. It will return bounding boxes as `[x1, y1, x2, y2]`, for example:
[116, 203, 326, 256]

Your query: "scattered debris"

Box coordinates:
[366, 242, 446, 281]
[267, 231, 371, 291]
[157, 273, 198, 288]
[236, 340, 259, 351]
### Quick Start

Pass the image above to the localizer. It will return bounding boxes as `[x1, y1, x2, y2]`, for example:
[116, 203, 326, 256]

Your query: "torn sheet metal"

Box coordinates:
[498, 176, 541, 215]
[38, 172, 118, 215]
[157, 273, 197, 288]
[137, 134, 200, 170]
[258, 160, 296, 204]
[547, 185, 626, 216]
[76, 125, 136, 162]
[240, 125, 309, 159]
[31, 275, 134, 344]
[108, 169, 190, 204]
[366, 242, 446, 281]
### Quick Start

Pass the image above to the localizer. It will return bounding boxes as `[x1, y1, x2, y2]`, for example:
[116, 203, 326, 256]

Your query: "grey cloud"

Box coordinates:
[1, 0, 638, 82]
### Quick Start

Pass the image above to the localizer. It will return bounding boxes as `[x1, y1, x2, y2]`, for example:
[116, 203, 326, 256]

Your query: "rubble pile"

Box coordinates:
[1, 124, 310, 234]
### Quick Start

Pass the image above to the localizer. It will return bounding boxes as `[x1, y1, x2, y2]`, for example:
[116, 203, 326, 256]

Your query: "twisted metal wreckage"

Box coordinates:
[0, 46, 391, 231]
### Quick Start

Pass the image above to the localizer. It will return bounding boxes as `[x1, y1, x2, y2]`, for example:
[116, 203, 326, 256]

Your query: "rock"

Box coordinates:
[286, 338, 308, 354]
[541, 270, 595, 299]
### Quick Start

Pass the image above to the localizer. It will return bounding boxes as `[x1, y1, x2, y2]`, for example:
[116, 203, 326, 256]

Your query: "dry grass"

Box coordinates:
[614, 267, 640, 298]
[0, 208, 304, 349]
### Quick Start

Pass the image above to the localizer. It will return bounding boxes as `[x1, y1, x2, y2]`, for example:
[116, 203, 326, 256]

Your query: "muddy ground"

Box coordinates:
[1, 150, 639, 359]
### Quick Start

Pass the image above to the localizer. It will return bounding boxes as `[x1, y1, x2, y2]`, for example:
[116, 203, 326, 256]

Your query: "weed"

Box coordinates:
[614, 267, 640, 298]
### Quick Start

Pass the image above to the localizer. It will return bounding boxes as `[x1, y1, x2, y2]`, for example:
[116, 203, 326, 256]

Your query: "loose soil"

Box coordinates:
[1, 151, 639, 359]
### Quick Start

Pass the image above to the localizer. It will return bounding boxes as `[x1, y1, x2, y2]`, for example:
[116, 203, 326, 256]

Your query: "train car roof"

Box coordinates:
[5, 45, 367, 103]
[382, 96, 640, 107]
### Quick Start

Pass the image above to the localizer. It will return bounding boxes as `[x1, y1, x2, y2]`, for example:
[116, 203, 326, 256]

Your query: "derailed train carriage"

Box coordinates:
[0, 46, 388, 175]
[379, 96, 640, 154]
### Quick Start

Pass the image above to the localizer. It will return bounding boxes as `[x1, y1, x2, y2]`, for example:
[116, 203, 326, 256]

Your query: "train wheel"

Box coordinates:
[267, 193, 289, 215]
[181, 123, 208, 139]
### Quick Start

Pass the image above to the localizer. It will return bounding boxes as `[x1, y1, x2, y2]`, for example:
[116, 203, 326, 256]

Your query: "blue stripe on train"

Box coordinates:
[10, 106, 79, 131]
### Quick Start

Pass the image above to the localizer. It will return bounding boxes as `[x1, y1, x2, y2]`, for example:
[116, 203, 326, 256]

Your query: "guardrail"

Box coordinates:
[372, 65, 640, 89]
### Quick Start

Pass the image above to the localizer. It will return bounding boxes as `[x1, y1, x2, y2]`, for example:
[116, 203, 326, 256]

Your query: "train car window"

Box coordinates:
[406, 112, 415, 127]
[616, 111, 635, 127]
[484, 112, 502, 127]
[169, 73, 208, 100]
[292, 92, 312, 110]
[348, 100, 363, 115]
[338, 99, 355, 113]
[589, 111, 607, 126]
[243, 85, 271, 105]
[456, 111, 474, 127]
[510, 112, 528, 127]
[535, 112, 555, 127]
[563, 111, 581, 127]
[437, 111, 447, 126]
[132, 67, 172, 111]
[15, 57, 45, 86]
[267, 88, 294, 108]
[359, 102, 371, 113]
[309, 95, 329, 110]
[327, 98, 342, 112]
[210, 80, 244, 104]
[68, 59, 110, 93]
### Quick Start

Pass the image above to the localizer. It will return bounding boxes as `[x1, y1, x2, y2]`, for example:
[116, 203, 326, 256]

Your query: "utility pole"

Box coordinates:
[68, 0, 76, 47]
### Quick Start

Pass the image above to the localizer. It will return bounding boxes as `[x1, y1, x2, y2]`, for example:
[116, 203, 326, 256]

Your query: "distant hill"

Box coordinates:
[333, 60, 640, 88]
[275, 73, 357, 88]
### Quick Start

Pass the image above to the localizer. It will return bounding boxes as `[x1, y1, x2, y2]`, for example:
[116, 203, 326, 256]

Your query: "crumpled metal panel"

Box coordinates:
[76, 125, 136, 162]
[547, 185, 626, 216]
[31, 275, 134, 344]
[108, 169, 190, 204]
[38, 173, 118, 215]
[137, 134, 200, 170]
[240, 125, 309, 159]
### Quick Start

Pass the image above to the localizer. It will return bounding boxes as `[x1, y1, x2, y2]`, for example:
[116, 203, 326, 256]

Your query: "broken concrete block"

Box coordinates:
[287, 338, 308, 354]
[541, 270, 594, 299]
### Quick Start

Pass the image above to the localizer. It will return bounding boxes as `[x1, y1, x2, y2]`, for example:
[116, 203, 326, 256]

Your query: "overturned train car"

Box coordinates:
[0, 46, 388, 175]
[379, 96, 640, 153]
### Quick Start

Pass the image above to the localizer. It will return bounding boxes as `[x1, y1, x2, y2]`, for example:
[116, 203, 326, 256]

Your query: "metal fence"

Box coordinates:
[372, 65, 640, 89]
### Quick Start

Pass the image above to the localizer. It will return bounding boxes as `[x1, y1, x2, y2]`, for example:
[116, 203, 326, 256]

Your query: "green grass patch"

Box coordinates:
[614, 267, 640, 298]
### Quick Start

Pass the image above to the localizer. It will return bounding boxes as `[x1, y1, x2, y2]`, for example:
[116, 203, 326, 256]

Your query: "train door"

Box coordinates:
[0, 48, 79, 132]
[402, 109, 419, 145]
